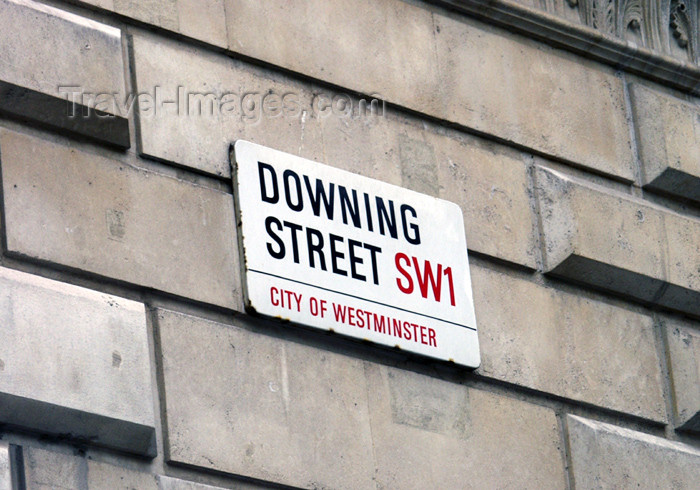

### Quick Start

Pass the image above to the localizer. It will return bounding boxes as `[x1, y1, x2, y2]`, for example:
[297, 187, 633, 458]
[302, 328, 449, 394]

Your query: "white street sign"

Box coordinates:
[233, 140, 480, 368]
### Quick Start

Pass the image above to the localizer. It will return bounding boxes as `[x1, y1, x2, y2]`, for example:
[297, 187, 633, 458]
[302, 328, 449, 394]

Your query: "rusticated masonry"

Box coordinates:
[0, 0, 699, 488]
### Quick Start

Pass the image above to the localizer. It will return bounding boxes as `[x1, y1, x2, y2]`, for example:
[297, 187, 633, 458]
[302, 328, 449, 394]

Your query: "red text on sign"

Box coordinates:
[270, 286, 303, 312]
[332, 302, 437, 347]
[395, 253, 456, 306]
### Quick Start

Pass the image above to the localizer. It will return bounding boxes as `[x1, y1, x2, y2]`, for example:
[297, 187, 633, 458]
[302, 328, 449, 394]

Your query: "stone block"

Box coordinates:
[661, 211, 700, 316]
[665, 319, 700, 432]
[158, 475, 259, 490]
[630, 84, 700, 203]
[0, 129, 241, 310]
[536, 166, 700, 317]
[566, 415, 700, 488]
[434, 13, 634, 181]
[224, 0, 440, 115]
[0, 0, 129, 147]
[156, 309, 376, 489]
[175, 0, 227, 47]
[114, 0, 179, 32]
[0, 266, 155, 456]
[131, 32, 326, 177]
[18, 448, 261, 490]
[158, 308, 567, 489]
[89, 460, 158, 489]
[365, 364, 567, 489]
[429, 130, 538, 268]
[0, 0, 125, 106]
[22, 446, 158, 489]
[471, 264, 665, 422]
[158, 477, 221, 490]
[0, 443, 9, 490]
[79, 0, 227, 47]
[224, 0, 635, 181]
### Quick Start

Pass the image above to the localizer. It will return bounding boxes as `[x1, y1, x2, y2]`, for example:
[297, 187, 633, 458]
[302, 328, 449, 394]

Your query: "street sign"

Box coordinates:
[233, 140, 480, 368]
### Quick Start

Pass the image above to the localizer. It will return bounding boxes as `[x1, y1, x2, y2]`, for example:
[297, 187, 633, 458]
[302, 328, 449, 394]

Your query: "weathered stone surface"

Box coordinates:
[225, 0, 439, 115]
[0, 266, 155, 456]
[175, 0, 227, 47]
[434, 14, 634, 181]
[88, 460, 158, 489]
[131, 31, 325, 177]
[224, 0, 635, 181]
[158, 308, 566, 489]
[20, 446, 268, 489]
[365, 364, 567, 489]
[79, 0, 227, 47]
[134, 33, 537, 268]
[630, 84, 700, 203]
[471, 264, 665, 422]
[429, 130, 537, 268]
[114, 0, 179, 32]
[158, 475, 259, 490]
[20, 448, 262, 490]
[665, 318, 700, 432]
[22, 446, 158, 489]
[536, 166, 700, 316]
[0, 129, 240, 310]
[661, 211, 700, 315]
[0, 0, 125, 105]
[0, 443, 9, 490]
[536, 166, 664, 299]
[158, 477, 222, 490]
[157, 309, 375, 489]
[567, 415, 700, 488]
[0, 0, 129, 146]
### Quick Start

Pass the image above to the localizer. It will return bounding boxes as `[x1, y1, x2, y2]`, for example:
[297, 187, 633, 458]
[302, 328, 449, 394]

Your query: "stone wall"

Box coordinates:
[0, 0, 698, 488]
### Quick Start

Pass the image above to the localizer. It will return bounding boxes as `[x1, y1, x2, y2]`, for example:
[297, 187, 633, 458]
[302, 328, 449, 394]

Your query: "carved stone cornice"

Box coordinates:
[428, 0, 700, 95]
